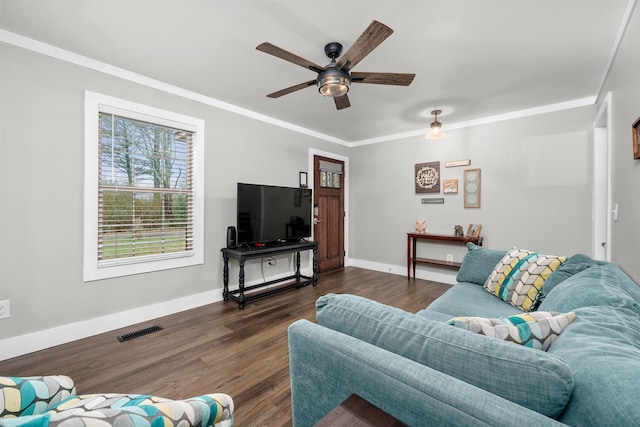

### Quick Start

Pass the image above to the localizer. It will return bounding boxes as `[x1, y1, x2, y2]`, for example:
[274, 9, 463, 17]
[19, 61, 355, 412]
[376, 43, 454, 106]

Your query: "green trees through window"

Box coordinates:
[98, 113, 193, 261]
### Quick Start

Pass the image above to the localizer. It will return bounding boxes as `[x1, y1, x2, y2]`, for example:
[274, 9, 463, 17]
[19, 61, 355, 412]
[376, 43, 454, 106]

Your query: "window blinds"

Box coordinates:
[97, 112, 194, 265]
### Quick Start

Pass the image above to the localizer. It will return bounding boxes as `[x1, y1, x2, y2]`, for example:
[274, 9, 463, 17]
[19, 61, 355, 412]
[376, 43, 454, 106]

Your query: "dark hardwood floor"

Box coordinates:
[0, 267, 451, 426]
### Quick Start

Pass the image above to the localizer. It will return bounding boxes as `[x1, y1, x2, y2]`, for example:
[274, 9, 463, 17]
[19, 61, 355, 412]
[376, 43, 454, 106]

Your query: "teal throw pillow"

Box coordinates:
[456, 243, 507, 285]
[539, 254, 596, 297]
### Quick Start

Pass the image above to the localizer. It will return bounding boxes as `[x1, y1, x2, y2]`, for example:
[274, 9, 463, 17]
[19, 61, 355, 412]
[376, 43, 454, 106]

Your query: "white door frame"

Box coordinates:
[308, 148, 350, 266]
[593, 92, 612, 261]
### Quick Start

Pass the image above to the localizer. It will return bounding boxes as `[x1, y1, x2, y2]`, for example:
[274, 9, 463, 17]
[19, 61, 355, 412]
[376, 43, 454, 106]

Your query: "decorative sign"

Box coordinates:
[422, 198, 444, 204]
[445, 159, 471, 168]
[415, 161, 440, 193]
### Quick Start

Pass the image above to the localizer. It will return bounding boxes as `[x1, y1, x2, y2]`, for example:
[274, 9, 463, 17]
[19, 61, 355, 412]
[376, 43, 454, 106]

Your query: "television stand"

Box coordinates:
[221, 241, 319, 309]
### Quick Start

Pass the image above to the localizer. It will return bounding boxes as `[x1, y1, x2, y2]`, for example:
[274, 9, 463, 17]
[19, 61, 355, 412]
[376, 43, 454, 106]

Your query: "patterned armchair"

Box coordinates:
[0, 376, 234, 427]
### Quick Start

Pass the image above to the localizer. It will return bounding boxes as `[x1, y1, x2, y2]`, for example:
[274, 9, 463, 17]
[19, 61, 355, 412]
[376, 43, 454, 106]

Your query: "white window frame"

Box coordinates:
[83, 91, 205, 281]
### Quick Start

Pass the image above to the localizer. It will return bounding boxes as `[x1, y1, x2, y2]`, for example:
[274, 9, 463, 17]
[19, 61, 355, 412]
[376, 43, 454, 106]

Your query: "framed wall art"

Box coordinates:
[464, 168, 481, 208]
[633, 116, 640, 159]
[415, 161, 440, 193]
[443, 179, 458, 194]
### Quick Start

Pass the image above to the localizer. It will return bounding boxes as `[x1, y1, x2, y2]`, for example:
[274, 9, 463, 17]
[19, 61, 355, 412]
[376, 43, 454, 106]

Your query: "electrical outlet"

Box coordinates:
[446, 254, 454, 263]
[0, 300, 10, 319]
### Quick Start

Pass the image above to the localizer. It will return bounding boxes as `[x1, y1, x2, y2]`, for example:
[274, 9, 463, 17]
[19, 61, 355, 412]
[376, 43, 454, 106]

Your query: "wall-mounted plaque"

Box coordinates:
[445, 159, 471, 168]
[415, 162, 440, 193]
[421, 198, 444, 204]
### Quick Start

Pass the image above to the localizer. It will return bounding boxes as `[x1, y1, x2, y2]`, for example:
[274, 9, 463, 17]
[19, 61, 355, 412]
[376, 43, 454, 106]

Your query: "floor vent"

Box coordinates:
[117, 325, 163, 342]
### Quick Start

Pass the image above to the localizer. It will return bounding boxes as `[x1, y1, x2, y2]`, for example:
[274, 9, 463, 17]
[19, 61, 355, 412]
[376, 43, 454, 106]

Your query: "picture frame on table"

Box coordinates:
[466, 224, 482, 238]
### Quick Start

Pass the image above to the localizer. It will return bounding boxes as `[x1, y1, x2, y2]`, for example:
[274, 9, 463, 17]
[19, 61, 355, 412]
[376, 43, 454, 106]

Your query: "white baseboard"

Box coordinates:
[348, 258, 457, 285]
[0, 289, 224, 362]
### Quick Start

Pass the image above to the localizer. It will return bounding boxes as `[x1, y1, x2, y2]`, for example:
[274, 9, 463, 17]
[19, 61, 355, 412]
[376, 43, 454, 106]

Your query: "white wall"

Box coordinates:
[598, 3, 640, 282]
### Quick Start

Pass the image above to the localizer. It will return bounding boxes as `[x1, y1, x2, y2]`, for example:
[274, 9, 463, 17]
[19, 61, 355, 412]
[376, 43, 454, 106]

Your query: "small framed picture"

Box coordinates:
[443, 179, 458, 194]
[633, 116, 640, 159]
[466, 224, 482, 238]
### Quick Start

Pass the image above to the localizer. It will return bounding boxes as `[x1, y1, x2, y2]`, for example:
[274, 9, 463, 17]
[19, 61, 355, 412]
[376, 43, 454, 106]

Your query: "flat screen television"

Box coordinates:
[237, 183, 313, 246]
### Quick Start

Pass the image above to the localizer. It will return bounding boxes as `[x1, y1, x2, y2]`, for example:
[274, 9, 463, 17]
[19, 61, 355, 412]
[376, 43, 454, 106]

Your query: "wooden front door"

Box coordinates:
[314, 155, 344, 272]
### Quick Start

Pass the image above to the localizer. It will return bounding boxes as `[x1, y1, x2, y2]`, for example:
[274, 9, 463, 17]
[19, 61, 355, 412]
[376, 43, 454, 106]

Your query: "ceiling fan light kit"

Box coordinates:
[316, 69, 351, 98]
[317, 43, 351, 97]
[256, 20, 415, 110]
[317, 71, 350, 97]
[426, 109, 446, 140]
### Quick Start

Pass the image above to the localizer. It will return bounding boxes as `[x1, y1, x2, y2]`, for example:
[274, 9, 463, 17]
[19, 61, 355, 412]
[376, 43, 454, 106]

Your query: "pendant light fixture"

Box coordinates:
[426, 109, 446, 140]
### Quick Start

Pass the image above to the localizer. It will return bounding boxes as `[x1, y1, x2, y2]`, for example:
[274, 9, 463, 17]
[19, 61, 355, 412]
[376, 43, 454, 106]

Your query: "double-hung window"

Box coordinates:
[84, 92, 204, 281]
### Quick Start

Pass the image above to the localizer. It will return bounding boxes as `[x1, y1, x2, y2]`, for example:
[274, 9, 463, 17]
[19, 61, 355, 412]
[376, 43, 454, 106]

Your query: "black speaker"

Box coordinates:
[226, 226, 237, 248]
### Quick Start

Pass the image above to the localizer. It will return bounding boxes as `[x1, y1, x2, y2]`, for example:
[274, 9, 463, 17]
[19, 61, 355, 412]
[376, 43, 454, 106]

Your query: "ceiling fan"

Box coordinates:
[256, 20, 416, 110]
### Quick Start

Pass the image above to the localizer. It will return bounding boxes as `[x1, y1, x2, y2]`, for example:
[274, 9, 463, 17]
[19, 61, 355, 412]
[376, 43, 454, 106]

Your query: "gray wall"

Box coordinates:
[349, 107, 595, 276]
[599, 5, 640, 282]
[0, 43, 347, 341]
[1, 4, 639, 349]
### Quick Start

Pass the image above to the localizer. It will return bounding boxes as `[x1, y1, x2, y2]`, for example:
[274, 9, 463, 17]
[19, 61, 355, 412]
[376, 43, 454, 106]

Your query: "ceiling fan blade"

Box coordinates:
[266, 80, 317, 98]
[351, 72, 416, 86]
[256, 42, 326, 73]
[334, 94, 351, 110]
[335, 20, 394, 72]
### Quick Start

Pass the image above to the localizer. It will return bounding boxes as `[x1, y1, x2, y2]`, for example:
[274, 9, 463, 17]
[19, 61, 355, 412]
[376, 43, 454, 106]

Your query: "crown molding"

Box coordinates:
[0, 29, 349, 146]
[2, 0, 634, 149]
[348, 96, 597, 147]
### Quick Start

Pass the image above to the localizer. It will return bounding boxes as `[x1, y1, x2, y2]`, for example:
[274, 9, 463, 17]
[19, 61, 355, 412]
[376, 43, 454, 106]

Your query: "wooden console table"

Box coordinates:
[407, 233, 483, 279]
[221, 240, 318, 309]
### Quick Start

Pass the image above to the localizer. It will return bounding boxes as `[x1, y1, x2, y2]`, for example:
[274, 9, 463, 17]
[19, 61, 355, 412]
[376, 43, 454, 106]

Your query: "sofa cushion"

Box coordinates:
[447, 311, 576, 351]
[546, 306, 640, 426]
[456, 243, 507, 285]
[539, 253, 597, 297]
[484, 249, 566, 311]
[316, 293, 574, 418]
[417, 282, 522, 320]
[538, 262, 640, 314]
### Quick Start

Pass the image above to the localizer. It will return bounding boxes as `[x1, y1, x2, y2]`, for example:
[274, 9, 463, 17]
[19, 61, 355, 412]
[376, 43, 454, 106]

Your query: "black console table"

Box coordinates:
[221, 241, 318, 309]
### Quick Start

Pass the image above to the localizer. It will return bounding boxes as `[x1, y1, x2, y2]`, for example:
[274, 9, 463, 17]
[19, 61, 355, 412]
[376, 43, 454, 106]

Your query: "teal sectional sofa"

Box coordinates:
[288, 244, 640, 426]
